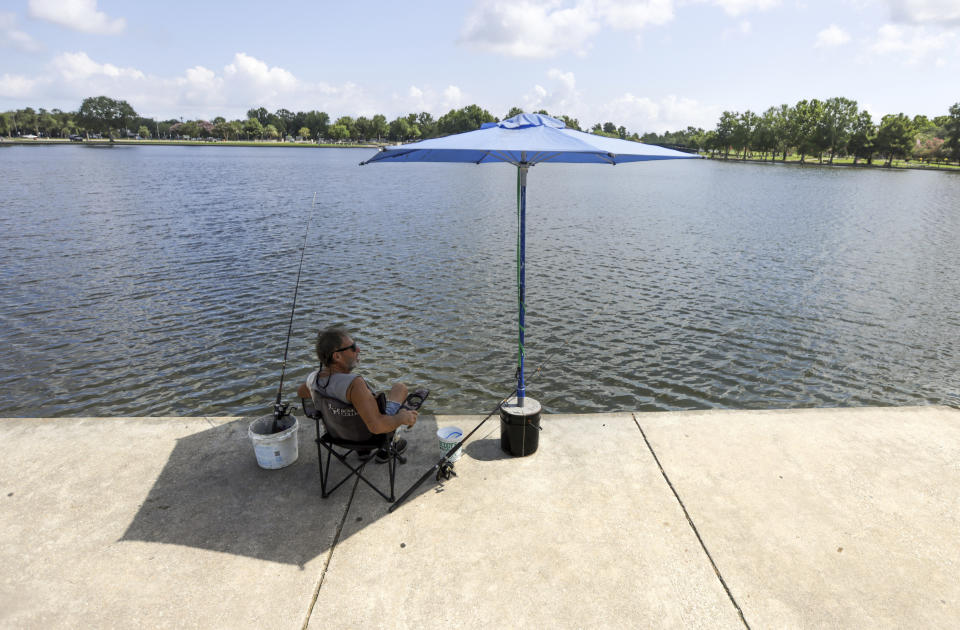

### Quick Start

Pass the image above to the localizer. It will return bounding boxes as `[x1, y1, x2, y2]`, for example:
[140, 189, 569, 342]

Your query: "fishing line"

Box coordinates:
[272, 192, 317, 432]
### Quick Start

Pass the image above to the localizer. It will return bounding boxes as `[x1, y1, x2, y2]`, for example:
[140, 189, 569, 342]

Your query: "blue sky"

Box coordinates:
[1, 0, 958, 132]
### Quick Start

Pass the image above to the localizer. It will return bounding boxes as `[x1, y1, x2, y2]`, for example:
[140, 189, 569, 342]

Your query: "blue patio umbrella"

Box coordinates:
[361, 113, 700, 406]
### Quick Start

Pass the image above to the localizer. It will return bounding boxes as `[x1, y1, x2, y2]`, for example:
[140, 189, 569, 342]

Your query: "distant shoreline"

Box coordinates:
[0, 138, 378, 149]
[705, 154, 960, 174]
[4, 138, 957, 174]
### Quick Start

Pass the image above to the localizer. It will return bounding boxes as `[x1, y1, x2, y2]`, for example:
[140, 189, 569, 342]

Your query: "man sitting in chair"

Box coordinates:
[298, 327, 418, 461]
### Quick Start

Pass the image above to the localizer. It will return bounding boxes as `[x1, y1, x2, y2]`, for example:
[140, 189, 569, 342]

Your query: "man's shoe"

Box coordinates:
[375, 438, 407, 464]
[356, 449, 374, 461]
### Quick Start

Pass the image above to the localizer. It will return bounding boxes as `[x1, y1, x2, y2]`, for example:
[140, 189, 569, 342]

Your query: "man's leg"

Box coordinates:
[359, 384, 408, 461]
[376, 383, 409, 462]
[387, 383, 408, 405]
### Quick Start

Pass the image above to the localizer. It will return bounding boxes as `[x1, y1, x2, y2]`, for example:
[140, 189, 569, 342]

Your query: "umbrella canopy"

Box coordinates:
[361, 113, 699, 166]
[361, 113, 700, 405]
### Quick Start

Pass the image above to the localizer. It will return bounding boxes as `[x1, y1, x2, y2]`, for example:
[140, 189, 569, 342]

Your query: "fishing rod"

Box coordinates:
[272, 192, 317, 433]
[388, 295, 615, 512]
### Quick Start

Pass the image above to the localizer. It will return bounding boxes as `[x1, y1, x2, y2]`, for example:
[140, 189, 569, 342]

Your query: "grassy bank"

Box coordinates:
[706, 152, 960, 172]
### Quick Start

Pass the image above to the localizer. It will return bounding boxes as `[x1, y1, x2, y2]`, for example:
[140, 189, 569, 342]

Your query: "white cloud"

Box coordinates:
[522, 68, 582, 114]
[869, 23, 955, 62]
[815, 24, 851, 47]
[598, 93, 719, 133]
[460, 0, 785, 58]
[28, 0, 125, 35]
[51, 51, 144, 81]
[0, 51, 373, 120]
[0, 73, 40, 98]
[0, 12, 42, 52]
[460, 0, 601, 58]
[702, 0, 780, 17]
[886, 0, 960, 25]
[442, 85, 465, 110]
[390, 86, 437, 114]
[224, 53, 297, 90]
[597, 0, 675, 30]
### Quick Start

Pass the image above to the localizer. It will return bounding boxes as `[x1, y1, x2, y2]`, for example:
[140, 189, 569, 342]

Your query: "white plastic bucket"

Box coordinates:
[437, 426, 463, 462]
[248, 414, 299, 469]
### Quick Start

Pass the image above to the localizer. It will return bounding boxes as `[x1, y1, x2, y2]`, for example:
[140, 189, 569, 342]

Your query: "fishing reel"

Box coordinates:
[436, 460, 457, 483]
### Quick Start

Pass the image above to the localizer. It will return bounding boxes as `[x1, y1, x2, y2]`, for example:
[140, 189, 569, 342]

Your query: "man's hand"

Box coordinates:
[397, 409, 418, 428]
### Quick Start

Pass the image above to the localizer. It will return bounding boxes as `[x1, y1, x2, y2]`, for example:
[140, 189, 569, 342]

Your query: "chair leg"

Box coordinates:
[388, 448, 396, 502]
[315, 419, 330, 499]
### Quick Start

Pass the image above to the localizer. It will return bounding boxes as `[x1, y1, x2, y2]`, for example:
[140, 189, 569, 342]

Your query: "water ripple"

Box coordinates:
[1, 147, 958, 416]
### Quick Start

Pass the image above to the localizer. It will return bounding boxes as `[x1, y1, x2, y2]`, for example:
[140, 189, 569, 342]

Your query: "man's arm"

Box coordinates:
[346, 377, 417, 434]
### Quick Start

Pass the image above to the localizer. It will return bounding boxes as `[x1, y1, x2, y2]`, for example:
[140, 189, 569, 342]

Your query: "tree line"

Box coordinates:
[641, 98, 960, 167]
[3, 95, 959, 166]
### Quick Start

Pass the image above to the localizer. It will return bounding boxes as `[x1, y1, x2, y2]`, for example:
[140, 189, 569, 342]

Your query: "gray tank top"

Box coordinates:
[306, 370, 376, 442]
[307, 370, 361, 404]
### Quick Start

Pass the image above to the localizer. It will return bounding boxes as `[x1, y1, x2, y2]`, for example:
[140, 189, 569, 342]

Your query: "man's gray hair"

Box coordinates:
[315, 327, 348, 366]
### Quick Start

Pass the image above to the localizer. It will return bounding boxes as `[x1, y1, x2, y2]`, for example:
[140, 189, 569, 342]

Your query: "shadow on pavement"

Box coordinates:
[121, 414, 455, 566]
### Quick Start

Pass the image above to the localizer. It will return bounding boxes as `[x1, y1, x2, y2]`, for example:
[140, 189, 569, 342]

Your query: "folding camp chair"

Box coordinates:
[301, 394, 403, 502]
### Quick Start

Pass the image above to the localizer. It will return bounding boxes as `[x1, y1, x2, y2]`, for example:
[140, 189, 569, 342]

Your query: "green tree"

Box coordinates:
[247, 107, 269, 125]
[354, 116, 372, 140]
[178, 121, 200, 138]
[333, 116, 355, 140]
[822, 97, 858, 164]
[558, 115, 580, 130]
[212, 119, 231, 140]
[943, 102, 960, 165]
[875, 113, 914, 166]
[78, 96, 137, 138]
[715, 111, 738, 159]
[138, 125, 150, 139]
[37, 109, 57, 137]
[389, 115, 423, 141]
[228, 120, 243, 141]
[505, 106, 524, 119]
[436, 105, 495, 135]
[244, 117, 263, 140]
[847, 110, 876, 165]
[304, 111, 329, 140]
[16, 107, 38, 135]
[263, 123, 279, 140]
[791, 99, 826, 163]
[416, 112, 437, 138]
[274, 109, 295, 134]
[732, 110, 758, 159]
[297, 126, 311, 140]
[370, 114, 388, 142]
[328, 124, 350, 142]
[754, 109, 778, 160]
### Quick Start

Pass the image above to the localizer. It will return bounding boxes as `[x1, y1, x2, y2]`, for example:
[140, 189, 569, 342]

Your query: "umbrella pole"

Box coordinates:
[517, 163, 528, 405]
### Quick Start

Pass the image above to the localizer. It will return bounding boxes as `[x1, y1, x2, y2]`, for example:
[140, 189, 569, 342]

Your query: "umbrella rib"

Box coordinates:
[529, 151, 565, 164]
[488, 150, 520, 166]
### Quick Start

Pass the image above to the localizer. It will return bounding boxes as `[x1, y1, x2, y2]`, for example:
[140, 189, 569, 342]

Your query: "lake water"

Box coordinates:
[1, 144, 957, 417]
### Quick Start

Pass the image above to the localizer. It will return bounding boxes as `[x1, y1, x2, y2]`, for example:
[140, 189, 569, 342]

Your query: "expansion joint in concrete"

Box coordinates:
[301, 476, 361, 630]
[632, 413, 751, 630]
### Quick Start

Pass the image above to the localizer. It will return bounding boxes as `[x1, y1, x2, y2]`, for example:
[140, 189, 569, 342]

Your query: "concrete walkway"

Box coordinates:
[1, 406, 958, 629]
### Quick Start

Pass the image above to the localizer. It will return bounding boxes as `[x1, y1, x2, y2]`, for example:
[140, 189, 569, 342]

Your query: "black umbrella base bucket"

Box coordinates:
[500, 396, 542, 457]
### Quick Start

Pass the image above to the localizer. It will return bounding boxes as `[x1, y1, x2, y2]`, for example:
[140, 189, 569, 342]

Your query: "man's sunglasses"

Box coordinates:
[334, 342, 357, 353]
